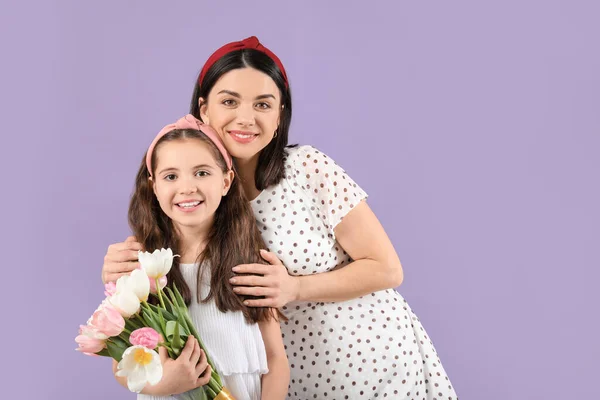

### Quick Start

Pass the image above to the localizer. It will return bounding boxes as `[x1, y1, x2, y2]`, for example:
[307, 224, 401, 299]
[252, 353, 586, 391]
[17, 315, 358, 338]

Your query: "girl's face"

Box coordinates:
[200, 67, 282, 162]
[152, 139, 233, 233]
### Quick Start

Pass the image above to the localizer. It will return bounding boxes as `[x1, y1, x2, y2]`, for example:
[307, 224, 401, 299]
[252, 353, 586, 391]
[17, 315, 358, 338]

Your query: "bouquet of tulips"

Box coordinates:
[75, 248, 234, 400]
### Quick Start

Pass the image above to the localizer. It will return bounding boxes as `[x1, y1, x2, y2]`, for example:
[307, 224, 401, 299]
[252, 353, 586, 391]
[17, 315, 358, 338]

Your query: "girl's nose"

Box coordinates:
[179, 182, 198, 195]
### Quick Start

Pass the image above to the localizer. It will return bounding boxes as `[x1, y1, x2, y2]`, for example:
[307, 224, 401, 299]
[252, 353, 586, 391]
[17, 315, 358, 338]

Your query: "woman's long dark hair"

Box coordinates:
[189, 49, 293, 190]
[128, 128, 276, 323]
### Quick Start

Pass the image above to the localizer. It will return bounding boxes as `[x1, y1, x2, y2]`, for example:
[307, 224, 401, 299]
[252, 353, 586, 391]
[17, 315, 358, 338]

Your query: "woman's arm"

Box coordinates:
[295, 200, 403, 302]
[258, 315, 289, 400]
[231, 200, 403, 306]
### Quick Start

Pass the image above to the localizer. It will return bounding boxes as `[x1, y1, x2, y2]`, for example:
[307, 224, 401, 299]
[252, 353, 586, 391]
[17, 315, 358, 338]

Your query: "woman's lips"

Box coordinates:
[228, 130, 259, 144]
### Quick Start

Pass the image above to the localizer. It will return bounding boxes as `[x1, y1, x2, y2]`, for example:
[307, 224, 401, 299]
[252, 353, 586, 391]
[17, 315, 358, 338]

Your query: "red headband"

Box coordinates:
[198, 36, 288, 88]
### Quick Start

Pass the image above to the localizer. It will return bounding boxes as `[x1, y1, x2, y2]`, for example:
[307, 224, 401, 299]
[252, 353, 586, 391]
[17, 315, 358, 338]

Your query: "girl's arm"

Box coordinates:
[112, 359, 168, 395]
[111, 336, 212, 396]
[231, 200, 403, 306]
[258, 314, 290, 400]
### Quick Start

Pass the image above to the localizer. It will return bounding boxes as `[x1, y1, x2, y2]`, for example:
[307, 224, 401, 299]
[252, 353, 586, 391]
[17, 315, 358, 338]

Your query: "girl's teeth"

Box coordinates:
[179, 201, 200, 208]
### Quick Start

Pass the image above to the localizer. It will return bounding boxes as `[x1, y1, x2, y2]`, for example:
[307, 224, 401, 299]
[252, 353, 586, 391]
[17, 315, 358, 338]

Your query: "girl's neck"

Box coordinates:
[235, 156, 260, 200]
[175, 222, 211, 264]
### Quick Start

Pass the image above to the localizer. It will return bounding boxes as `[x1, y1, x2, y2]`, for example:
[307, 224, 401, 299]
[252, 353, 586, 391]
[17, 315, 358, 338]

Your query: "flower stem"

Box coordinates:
[136, 313, 146, 325]
[155, 279, 166, 309]
[158, 342, 174, 352]
[207, 377, 221, 395]
[205, 386, 217, 399]
[182, 313, 223, 387]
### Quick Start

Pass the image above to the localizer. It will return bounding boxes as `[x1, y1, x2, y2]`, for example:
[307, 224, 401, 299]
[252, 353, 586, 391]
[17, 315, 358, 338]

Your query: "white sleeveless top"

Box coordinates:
[138, 263, 268, 400]
[181, 263, 268, 375]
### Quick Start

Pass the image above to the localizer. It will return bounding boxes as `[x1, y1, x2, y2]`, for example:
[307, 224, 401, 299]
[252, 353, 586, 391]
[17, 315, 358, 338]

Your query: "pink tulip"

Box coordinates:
[79, 323, 107, 340]
[149, 276, 168, 294]
[104, 282, 117, 297]
[90, 304, 125, 337]
[75, 333, 106, 355]
[129, 327, 161, 349]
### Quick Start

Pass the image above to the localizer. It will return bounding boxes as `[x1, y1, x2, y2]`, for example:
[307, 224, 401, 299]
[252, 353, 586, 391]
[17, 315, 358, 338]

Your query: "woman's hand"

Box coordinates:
[230, 250, 300, 308]
[101, 236, 141, 284]
[156, 336, 212, 395]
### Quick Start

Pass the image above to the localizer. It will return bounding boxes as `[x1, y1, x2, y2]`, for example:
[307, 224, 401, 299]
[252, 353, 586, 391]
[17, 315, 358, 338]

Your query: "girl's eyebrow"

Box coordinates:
[191, 164, 215, 170]
[157, 166, 179, 175]
[157, 164, 214, 175]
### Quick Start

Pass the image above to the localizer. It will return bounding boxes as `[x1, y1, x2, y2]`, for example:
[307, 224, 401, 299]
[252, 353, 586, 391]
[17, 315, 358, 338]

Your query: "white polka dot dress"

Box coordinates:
[250, 146, 457, 400]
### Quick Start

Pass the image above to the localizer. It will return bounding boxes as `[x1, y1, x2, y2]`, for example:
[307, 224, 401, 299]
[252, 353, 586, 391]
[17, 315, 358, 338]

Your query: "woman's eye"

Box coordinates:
[222, 99, 236, 107]
[164, 174, 177, 181]
[196, 170, 209, 177]
[255, 102, 271, 110]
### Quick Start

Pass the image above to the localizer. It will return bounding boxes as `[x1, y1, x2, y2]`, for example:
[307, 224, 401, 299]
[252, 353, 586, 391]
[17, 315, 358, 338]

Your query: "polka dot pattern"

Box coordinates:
[251, 146, 457, 399]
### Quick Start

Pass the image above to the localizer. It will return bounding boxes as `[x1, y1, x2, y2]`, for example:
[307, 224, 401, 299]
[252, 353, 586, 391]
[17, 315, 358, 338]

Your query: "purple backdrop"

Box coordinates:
[2, 1, 598, 399]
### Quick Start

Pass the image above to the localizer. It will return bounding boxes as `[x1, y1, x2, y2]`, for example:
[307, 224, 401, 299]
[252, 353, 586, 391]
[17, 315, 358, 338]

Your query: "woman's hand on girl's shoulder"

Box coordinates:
[230, 250, 300, 308]
[101, 236, 142, 284]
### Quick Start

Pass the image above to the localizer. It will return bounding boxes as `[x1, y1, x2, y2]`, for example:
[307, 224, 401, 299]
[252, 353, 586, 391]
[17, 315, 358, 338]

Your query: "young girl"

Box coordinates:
[111, 114, 289, 400]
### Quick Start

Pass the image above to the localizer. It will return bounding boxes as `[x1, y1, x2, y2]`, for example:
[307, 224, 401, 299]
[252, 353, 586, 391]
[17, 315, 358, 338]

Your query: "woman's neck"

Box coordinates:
[235, 156, 261, 200]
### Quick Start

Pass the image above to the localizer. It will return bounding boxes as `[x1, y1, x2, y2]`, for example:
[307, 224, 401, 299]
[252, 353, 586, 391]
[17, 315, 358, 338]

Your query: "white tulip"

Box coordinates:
[115, 273, 131, 293]
[116, 345, 162, 393]
[138, 248, 176, 279]
[109, 275, 141, 318]
[128, 269, 150, 302]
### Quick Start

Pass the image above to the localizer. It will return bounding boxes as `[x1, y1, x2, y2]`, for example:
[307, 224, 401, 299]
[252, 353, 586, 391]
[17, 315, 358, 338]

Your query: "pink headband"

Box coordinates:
[146, 114, 232, 177]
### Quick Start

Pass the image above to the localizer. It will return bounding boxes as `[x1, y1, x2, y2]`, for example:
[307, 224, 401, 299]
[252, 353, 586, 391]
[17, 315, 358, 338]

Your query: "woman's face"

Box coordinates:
[200, 67, 282, 162]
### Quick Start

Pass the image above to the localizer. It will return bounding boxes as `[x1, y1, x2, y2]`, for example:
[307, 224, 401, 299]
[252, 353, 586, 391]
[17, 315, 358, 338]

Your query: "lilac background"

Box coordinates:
[2, 1, 598, 399]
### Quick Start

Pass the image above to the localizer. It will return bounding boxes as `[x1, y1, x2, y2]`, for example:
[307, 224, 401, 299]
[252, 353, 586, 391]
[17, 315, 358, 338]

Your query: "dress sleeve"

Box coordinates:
[289, 145, 368, 239]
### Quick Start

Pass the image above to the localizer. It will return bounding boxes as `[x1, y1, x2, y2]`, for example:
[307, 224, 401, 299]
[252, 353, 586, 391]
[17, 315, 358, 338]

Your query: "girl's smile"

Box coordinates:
[174, 199, 204, 213]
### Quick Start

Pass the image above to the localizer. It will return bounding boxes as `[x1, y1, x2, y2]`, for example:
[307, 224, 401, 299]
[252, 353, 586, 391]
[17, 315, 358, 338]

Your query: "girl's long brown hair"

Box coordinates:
[128, 128, 276, 323]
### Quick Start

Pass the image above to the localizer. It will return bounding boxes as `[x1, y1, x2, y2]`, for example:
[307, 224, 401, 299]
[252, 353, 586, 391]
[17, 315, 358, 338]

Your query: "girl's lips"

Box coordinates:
[175, 200, 203, 213]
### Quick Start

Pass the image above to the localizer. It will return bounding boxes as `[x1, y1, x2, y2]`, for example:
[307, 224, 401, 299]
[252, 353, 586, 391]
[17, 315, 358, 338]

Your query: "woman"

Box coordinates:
[102, 36, 457, 399]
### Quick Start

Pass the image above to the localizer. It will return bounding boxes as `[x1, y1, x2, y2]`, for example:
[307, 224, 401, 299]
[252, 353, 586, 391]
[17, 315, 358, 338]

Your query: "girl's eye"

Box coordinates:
[196, 170, 209, 177]
[164, 174, 177, 181]
[222, 99, 237, 107]
[255, 102, 271, 110]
